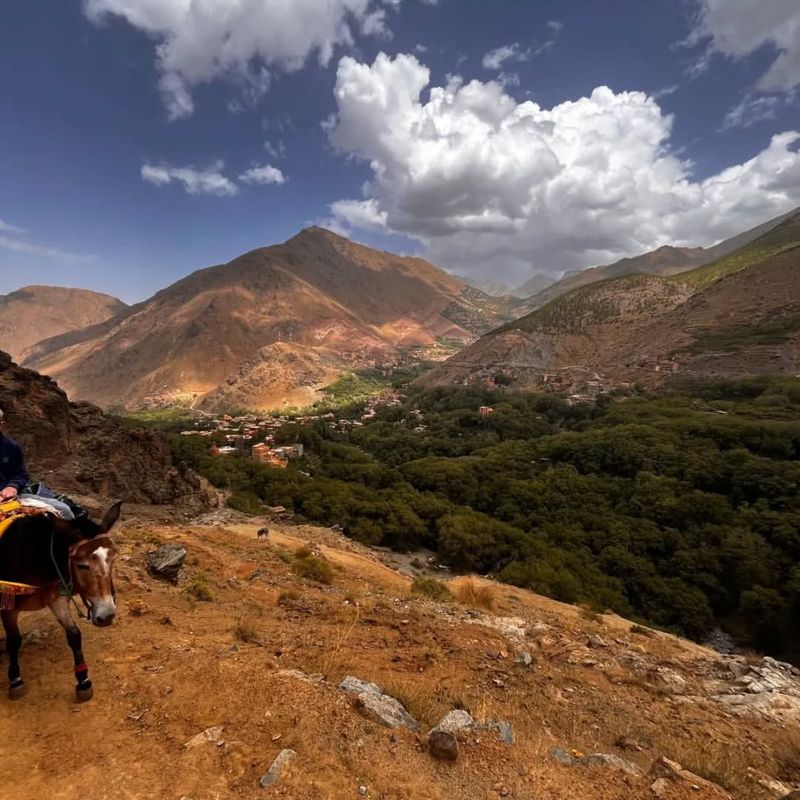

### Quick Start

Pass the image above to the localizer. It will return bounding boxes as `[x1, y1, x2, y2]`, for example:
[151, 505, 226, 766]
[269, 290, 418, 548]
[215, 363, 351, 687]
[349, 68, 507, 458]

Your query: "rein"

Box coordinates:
[49, 529, 86, 619]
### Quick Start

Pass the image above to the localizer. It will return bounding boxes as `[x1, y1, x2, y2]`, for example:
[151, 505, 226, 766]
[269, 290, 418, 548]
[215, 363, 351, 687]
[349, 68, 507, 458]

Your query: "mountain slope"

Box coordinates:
[420, 210, 800, 390]
[25, 228, 508, 411]
[0, 285, 126, 360]
[518, 206, 798, 310]
[2, 508, 796, 800]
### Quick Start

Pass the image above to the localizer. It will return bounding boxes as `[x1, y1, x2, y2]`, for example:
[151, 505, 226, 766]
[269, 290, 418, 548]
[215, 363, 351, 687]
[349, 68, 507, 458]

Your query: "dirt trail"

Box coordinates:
[0, 517, 794, 800]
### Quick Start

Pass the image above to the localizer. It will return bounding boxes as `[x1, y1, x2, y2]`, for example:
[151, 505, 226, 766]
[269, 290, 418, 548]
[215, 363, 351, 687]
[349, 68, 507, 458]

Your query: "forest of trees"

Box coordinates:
[166, 377, 800, 659]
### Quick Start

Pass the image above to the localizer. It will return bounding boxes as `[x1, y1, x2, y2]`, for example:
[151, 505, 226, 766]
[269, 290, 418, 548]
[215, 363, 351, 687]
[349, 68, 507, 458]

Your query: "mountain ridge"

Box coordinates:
[25, 227, 509, 411]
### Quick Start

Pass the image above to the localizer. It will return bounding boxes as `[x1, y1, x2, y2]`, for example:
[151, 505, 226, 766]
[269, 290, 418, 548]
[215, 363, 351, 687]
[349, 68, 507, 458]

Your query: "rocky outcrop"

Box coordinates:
[0, 351, 211, 508]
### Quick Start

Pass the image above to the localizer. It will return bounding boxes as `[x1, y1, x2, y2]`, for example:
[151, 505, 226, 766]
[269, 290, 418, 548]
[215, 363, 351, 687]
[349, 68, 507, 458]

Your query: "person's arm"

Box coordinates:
[4, 440, 29, 492]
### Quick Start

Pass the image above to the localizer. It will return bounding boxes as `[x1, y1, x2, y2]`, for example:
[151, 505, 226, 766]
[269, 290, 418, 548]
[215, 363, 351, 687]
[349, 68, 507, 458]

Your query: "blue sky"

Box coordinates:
[1, 0, 799, 302]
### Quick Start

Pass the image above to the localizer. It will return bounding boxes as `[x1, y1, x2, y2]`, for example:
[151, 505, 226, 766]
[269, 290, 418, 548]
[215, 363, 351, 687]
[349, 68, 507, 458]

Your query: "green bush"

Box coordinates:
[411, 576, 452, 601]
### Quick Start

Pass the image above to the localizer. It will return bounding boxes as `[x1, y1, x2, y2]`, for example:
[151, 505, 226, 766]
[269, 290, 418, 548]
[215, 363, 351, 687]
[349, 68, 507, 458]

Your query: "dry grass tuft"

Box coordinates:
[233, 617, 260, 644]
[410, 576, 452, 601]
[657, 735, 760, 791]
[773, 726, 800, 781]
[184, 573, 213, 601]
[452, 578, 496, 611]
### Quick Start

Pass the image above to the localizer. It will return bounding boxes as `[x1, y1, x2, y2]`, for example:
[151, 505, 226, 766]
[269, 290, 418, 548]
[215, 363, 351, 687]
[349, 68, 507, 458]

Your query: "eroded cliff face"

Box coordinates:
[0, 351, 210, 509]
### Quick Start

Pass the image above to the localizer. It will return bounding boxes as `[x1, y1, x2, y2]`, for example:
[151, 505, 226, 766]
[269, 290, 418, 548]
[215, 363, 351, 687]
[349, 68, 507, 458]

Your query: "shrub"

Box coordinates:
[411, 577, 452, 601]
[184, 574, 213, 601]
[292, 554, 334, 585]
[233, 618, 260, 643]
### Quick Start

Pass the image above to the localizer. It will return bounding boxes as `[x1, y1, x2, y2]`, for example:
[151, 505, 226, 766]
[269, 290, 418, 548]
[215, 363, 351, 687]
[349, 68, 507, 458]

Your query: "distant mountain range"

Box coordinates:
[419, 209, 800, 391]
[0, 285, 126, 361]
[514, 206, 797, 311]
[23, 227, 509, 411]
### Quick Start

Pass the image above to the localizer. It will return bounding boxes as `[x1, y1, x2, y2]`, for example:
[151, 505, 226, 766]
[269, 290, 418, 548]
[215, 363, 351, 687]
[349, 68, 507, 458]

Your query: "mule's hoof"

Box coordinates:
[9, 681, 27, 700]
[76, 682, 94, 703]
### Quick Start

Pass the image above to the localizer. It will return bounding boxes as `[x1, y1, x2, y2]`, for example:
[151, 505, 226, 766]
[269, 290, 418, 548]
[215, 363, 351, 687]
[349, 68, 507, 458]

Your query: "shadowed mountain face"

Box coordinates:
[0, 285, 127, 361]
[24, 228, 509, 411]
[419, 210, 800, 391]
[515, 206, 798, 311]
[0, 351, 209, 507]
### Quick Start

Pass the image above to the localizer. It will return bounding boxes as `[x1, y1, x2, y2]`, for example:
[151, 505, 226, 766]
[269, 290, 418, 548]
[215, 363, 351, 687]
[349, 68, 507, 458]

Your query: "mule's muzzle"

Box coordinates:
[89, 599, 116, 627]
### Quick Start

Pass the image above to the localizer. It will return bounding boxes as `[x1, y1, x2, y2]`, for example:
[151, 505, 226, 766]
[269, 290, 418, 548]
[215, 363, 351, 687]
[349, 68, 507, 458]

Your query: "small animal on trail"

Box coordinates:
[257, 527, 270, 540]
[0, 500, 122, 702]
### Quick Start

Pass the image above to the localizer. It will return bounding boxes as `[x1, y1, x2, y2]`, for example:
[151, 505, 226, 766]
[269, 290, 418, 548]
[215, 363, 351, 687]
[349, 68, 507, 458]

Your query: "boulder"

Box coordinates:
[147, 544, 187, 583]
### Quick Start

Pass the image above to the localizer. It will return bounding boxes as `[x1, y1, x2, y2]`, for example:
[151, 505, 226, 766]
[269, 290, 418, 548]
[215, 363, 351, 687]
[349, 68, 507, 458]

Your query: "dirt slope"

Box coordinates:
[24, 228, 508, 411]
[0, 285, 126, 361]
[1, 508, 796, 800]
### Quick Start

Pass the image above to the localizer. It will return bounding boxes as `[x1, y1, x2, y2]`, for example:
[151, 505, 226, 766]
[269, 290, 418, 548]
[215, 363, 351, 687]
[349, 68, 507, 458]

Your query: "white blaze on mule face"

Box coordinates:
[88, 544, 116, 625]
[95, 546, 110, 576]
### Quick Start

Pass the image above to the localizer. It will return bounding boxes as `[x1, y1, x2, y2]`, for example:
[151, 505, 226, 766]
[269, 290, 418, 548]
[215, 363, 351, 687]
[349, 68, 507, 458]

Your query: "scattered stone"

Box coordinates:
[184, 725, 224, 749]
[427, 710, 475, 761]
[549, 746, 575, 765]
[587, 635, 609, 649]
[649, 756, 732, 799]
[358, 786, 367, 796]
[745, 767, 792, 798]
[339, 676, 382, 696]
[482, 719, 514, 744]
[515, 651, 533, 667]
[355, 691, 419, 731]
[428, 729, 459, 761]
[549, 747, 642, 776]
[147, 544, 187, 583]
[580, 752, 643, 777]
[433, 710, 474, 734]
[260, 748, 297, 788]
[278, 669, 324, 685]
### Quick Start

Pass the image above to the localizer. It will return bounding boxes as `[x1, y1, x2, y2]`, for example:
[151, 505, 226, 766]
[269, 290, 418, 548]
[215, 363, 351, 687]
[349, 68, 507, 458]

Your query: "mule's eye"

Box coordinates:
[76, 564, 90, 571]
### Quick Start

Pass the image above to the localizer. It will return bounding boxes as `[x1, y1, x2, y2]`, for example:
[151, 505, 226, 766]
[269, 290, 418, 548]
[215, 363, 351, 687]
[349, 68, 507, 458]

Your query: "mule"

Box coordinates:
[0, 501, 121, 701]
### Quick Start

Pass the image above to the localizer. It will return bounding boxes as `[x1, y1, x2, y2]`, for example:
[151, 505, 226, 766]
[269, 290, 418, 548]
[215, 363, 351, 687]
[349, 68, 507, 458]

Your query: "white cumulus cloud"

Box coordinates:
[327, 52, 800, 283]
[141, 162, 239, 196]
[84, 0, 400, 119]
[239, 164, 286, 185]
[688, 0, 800, 93]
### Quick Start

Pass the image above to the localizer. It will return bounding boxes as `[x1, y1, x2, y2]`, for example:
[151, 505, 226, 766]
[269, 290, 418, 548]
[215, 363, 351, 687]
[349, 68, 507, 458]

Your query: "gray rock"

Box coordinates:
[549, 746, 575, 765]
[184, 725, 224, 749]
[339, 676, 382, 696]
[428, 729, 459, 761]
[515, 651, 533, 667]
[355, 691, 419, 730]
[260, 748, 297, 788]
[549, 747, 642, 777]
[147, 544, 187, 583]
[580, 753, 643, 777]
[481, 719, 514, 744]
[433, 710, 474, 734]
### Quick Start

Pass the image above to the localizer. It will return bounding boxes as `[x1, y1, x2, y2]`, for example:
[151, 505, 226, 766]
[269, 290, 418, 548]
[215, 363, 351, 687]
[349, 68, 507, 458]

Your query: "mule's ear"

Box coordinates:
[100, 501, 122, 534]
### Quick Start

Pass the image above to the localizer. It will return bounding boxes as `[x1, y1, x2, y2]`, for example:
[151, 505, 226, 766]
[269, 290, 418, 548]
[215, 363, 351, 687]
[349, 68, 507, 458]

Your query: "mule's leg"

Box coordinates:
[50, 596, 93, 702]
[1, 608, 26, 699]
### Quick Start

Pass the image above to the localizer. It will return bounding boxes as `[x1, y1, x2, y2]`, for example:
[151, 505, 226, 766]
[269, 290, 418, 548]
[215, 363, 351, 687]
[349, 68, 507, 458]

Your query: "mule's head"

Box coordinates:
[69, 502, 122, 627]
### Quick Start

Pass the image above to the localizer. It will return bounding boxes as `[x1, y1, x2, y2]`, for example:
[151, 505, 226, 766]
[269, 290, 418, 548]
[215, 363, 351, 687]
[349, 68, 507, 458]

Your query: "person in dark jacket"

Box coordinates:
[0, 408, 30, 502]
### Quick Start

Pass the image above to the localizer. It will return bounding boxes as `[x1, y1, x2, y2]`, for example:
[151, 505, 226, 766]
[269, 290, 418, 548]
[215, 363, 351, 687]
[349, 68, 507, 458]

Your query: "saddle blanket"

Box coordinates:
[0, 499, 60, 607]
[0, 497, 66, 541]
